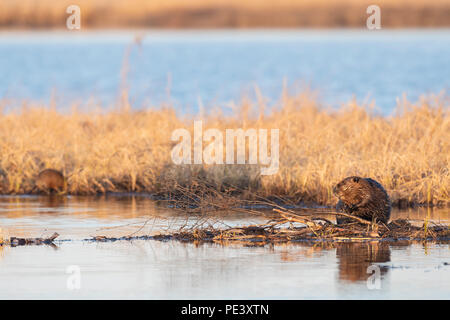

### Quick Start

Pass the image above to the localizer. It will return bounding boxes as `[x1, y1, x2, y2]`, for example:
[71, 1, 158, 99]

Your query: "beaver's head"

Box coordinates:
[333, 176, 372, 207]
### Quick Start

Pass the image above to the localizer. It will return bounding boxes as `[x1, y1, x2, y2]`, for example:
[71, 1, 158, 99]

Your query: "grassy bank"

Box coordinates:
[0, 0, 449, 29]
[0, 92, 448, 207]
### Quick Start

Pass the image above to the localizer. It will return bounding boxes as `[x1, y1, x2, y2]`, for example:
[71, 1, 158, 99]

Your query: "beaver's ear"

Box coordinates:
[353, 177, 360, 183]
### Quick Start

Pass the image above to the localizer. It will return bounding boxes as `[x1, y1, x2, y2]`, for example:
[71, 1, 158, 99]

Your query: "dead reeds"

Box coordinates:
[0, 91, 448, 207]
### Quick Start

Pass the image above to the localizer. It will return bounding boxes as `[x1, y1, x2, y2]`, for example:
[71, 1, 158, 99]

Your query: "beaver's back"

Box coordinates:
[36, 169, 65, 193]
[334, 176, 391, 224]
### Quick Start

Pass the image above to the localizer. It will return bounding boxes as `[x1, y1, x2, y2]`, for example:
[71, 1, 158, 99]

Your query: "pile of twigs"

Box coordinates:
[147, 210, 450, 243]
[137, 183, 450, 242]
[2, 183, 448, 246]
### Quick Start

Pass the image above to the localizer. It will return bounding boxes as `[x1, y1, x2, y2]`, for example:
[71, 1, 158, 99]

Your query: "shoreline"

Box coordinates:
[0, 192, 447, 210]
[2, 28, 450, 34]
[1, 1, 450, 29]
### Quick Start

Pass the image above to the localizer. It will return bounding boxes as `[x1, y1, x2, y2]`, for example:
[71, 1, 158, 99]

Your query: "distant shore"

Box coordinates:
[0, 0, 449, 29]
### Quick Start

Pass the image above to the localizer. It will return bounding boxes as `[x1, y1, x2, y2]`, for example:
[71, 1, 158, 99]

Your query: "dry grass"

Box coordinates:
[0, 91, 448, 207]
[0, 0, 449, 28]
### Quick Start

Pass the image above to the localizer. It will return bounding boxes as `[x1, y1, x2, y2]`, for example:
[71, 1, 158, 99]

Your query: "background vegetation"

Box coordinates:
[0, 0, 449, 29]
[0, 91, 447, 207]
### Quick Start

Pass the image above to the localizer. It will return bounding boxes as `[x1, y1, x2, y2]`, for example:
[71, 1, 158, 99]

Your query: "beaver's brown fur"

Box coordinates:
[35, 169, 66, 194]
[333, 176, 391, 224]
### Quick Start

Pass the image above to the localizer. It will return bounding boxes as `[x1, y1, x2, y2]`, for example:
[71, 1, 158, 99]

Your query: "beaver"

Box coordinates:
[35, 169, 66, 194]
[333, 176, 391, 224]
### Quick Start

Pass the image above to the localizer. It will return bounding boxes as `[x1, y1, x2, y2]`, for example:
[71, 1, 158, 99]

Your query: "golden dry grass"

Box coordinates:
[0, 0, 449, 28]
[0, 91, 448, 207]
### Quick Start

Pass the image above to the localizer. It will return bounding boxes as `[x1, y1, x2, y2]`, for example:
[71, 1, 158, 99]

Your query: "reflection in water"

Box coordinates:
[37, 195, 67, 212]
[391, 207, 449, 223]
[0, 244, 4, 260]
[279, 242, 333, 262]
[336, 242, 391, 282]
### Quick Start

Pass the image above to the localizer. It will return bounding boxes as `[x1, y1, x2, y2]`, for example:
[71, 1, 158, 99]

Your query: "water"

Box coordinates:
[0, 30, 449, 114]
[1, 240, 449, 299]
[0, 196, 449, 299]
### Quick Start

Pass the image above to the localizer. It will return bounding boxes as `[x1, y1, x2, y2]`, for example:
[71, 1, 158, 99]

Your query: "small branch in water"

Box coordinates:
[7, 232, 59, 246]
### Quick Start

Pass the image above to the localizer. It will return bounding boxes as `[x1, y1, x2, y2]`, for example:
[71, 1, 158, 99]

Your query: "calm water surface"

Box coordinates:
[0, 30, 449, 114]
[0, 196, 448, 299]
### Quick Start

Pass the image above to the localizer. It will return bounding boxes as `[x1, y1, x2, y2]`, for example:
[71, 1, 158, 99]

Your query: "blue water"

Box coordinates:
[0, 29, 449, 114]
